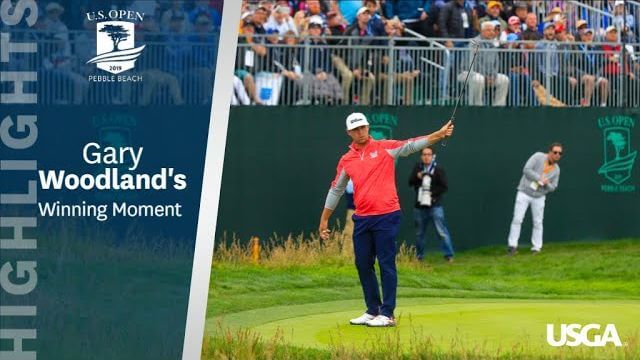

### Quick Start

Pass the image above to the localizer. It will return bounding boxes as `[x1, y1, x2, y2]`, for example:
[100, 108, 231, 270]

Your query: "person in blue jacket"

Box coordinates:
[383, 0, 432, 36]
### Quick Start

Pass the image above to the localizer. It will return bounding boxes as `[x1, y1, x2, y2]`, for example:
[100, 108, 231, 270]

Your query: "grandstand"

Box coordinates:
[233, 0, 640, 107]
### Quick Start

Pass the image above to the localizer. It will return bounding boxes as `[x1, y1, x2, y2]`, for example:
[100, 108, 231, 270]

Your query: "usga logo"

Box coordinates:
[546, 324, 622, 347]
[85, 10, 146, 78]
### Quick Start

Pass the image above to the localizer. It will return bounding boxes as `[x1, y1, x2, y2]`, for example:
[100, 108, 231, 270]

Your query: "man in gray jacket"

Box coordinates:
[507, 143, 562, 255]
[457, 21, 509, 106]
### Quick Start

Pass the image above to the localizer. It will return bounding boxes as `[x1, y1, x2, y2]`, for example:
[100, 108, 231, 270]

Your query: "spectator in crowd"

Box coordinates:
[42, 33, 88, 105]
[294, 0, 326, 32]
[408, 146, 454, 263]
[188, 14, 219, 104]
[555, 22, 575, 42]
[129, 0, 159, 18]
[378, 19, 421, 105]
[189, 0, 222, 27]
[364, 0, 386, 36]
[236, 19, 267, 104]
[439, 0, 475, 47]
[534, 22, 566, 105]
[75, 17, 97, 76]
[259, 0, 276, 13]
[507, 143, 562, 255]
[280, 31, 302, 79]
[512, 1, 529, 26]
[161, 1, 188, 32]
[544, 7, 566, 27]
[500, 16, 522, 41]
[555, 22, 582, 105]
[612, 0, 636, 29]
[278, 31, 303, 103]
[339, 0, 360, 25]
[240, 0, 252, 14]
[522, 12, 541, 40]
[612, 0, 635, 42]
[338, 7, 376, 105]
[479, 1, 506, 32]
[231, 75, 252, 105]
[458, 21, 509, 106]
[165, 14, 190, 76]
[383, 0, 432, 37]
[305, 17, 343, 103]
[266, 4, 298, 35]
[502, 33, 533, 106]
[40, 2, 70, 55]
[575, 28, 609, 107]
[135, 16, 184, 105]
[600, 26, 636, 106]
[326, 10, 346, 37]
[252, 6, 270, 34]
[574, 19, 588, 40]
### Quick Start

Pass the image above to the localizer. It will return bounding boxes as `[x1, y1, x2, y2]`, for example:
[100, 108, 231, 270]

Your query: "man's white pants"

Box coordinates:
[457, 71, 509, 106]
[507, 191, 546, 251]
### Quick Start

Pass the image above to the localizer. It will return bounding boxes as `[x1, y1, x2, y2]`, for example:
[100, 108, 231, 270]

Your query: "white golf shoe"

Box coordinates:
[349, 313, 376, 325]
[365, 315, 396, 327]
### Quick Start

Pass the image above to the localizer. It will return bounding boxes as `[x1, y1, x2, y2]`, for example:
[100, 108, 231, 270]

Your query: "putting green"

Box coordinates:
[211, 297, 640, 356]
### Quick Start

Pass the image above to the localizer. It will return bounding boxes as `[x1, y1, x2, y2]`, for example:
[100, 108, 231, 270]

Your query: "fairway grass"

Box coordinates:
[204, 239, 640, 359]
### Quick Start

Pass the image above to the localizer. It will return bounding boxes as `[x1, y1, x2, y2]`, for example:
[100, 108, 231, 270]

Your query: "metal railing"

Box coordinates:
[1, 29, 219, 105]
[233, 35, 640, 108]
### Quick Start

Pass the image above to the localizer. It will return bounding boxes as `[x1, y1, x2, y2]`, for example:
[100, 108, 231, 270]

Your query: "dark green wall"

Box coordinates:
[216, 106, 640, 251]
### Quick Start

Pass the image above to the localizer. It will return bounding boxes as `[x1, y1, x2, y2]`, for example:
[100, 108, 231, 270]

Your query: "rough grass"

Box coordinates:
[204, 236, 640, 359]
[203, 324, 639, 360]
[0, 220, 194, 359]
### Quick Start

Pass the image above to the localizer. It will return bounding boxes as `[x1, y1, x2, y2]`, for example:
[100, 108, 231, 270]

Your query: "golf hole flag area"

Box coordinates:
[204, 239, 640, 359]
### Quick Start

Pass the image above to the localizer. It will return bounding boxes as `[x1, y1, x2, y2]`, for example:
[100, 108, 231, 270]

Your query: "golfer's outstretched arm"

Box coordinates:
[387, 120, 455, 158]
[319, 162, 350, 240]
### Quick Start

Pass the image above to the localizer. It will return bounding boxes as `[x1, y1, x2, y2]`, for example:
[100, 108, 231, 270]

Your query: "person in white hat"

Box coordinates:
[319, 113, 454, 327]
[336, 7, 376, 105]
[612, 0, 636, 42]
[265, 4, 298, 35]
[42, 2, 70, 56]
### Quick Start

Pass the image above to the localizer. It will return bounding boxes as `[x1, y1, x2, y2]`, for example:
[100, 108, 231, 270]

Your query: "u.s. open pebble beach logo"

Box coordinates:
[598, 115, 637, 193]
[86, 10, 145, 81]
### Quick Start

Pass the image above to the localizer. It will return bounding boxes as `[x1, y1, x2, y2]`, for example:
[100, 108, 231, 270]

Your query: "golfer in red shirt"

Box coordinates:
[318, 112, 454, 327]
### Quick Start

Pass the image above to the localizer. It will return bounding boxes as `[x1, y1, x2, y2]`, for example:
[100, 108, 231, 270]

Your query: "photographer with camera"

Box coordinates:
[408, 147, 455, 262]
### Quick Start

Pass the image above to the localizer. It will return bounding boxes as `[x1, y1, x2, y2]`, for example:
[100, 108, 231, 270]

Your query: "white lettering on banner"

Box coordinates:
[1, 1, 40, 357]
[546, 324, 623, 347]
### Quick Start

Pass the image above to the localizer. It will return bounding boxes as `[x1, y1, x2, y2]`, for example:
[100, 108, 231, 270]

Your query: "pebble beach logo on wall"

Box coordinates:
[597, 116, 637, 193]
[365, 112, 398, 140]
[85, 10, 146, 82]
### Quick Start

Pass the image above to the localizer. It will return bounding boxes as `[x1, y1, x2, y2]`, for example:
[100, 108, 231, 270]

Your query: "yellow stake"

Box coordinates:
[251, 237, 260, 264]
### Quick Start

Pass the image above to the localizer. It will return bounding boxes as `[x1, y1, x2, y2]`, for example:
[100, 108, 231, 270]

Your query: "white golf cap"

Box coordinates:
[357, 7, 371, 16]
[346, 112, 369, 130]
[308, 15, 324, 26]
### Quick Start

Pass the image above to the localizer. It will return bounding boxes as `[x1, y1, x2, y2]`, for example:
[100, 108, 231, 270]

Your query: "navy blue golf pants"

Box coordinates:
[352, 210, 401, 318]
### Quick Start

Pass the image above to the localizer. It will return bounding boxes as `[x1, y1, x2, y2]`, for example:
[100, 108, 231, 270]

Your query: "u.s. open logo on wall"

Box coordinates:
[87, 20, 145, 74]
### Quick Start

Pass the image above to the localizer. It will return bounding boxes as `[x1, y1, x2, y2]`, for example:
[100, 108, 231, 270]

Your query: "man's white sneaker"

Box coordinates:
[365, 315, 396, 327]
[349, 313, 376, 325]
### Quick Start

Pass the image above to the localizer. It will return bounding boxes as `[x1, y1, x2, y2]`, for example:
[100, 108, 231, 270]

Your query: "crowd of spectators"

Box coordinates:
[2, 0, 222, 105]
[234, 0, 640, 107]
